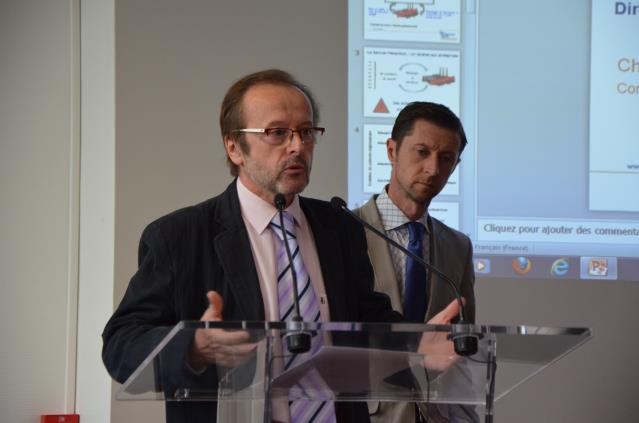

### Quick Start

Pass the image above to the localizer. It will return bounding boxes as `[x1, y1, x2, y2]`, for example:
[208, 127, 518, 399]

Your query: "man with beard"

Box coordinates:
[102, 69, 419, 423]
[355, 102, 477, 423]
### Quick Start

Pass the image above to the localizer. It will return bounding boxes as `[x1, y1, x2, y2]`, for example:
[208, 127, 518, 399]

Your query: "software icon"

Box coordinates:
[512, 257, 532, 275]
[474, 258, 491, 274]
[588, 258, 608, 276]
[580, 257, 618, 280]
[550, 258, 570, 277]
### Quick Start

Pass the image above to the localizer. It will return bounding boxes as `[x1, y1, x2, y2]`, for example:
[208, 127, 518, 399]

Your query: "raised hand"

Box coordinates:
[189, 291, 257, 370]
[419, 299, 463, 371]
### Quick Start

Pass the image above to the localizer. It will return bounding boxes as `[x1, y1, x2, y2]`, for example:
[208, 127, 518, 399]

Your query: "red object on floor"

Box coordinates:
[41, 415, 79, 423]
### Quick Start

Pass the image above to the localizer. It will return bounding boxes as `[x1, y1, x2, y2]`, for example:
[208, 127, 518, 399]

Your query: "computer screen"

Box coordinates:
[348, 0, 639, 281]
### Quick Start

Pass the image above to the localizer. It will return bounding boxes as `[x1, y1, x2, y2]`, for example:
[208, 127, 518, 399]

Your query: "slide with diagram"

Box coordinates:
[364, 0, 461, 43]
[364, 47, 460, 118]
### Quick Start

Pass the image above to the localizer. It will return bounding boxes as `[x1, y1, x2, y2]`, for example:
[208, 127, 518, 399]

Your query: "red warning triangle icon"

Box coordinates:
[373, 98, 390, 113]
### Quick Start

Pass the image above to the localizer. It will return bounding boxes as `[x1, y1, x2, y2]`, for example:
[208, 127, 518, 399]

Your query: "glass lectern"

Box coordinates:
[117, 321, 591, 422]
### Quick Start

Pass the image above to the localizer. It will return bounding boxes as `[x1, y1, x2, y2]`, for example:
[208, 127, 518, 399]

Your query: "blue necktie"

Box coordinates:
[404, 221, 427, 322]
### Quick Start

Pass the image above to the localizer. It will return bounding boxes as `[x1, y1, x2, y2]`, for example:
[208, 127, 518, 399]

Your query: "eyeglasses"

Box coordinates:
[232, 127, 325, 146]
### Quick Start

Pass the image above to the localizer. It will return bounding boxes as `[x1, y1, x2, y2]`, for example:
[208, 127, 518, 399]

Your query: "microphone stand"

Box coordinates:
[330, 196, 478, 356]
[274, 194, 311, 354]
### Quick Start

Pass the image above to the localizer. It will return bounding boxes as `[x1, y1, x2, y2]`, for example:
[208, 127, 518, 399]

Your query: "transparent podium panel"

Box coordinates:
[116, 321, 591, 422]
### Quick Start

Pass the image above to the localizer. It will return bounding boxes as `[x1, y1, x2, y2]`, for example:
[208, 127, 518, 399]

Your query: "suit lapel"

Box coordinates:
[358, 197, 403, 312]
[426, 216, 458, 321]
[212, 181, 265, 320]
[300, 199, 348, 320]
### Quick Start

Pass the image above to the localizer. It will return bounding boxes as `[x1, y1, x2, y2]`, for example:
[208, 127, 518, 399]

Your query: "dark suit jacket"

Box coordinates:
[102, 180, 401, 423]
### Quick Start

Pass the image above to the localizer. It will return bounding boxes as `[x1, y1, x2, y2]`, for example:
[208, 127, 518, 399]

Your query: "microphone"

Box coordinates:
[330, 196, 478, 356]
[274, 193, 311, 354]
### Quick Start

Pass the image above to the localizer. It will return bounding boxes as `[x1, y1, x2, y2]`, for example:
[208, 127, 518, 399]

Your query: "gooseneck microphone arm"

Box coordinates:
[274, 193, 311, 354]
[330, 196, 466, 322]
[330, 196, 478, 356]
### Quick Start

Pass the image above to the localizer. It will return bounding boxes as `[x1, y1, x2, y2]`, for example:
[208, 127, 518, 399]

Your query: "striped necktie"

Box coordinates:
[270, 212, 336, 423]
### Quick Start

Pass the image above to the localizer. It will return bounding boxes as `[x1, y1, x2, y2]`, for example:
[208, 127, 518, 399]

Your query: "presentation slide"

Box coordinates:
[364, 0, 461, 43]
[364, 47, 460, 118]
[349, 0, 639, 281]
[429, 202, 459, 230]
[589, 0, 639, 212]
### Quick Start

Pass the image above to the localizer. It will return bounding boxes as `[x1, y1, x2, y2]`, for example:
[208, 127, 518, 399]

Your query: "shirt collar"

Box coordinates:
[236, 177, 303, 234]
[375, 187, 429, 233]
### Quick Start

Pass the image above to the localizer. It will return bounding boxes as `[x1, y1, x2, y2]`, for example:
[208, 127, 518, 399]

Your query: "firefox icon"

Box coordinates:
[512, 256, 532, 275]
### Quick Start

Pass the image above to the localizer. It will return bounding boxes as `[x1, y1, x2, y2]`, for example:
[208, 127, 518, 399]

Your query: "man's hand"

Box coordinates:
[419, 299, 463, 371]
[189, 291, 256, 370]
[428, 298, 462, 325]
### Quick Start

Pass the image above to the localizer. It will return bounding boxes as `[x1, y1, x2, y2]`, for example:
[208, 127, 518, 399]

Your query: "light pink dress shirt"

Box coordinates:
[236, 178, 331, 322]
[236, 179, 331, 423]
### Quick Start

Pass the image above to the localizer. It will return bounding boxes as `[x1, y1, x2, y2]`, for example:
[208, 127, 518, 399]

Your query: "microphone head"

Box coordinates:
[274, 193, 286, 211]
[330, 196, 347, 210]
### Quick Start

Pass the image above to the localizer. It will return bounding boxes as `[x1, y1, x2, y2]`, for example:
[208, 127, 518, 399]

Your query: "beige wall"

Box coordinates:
[0, 1, 79, 421]
[112, 1, 348, 420]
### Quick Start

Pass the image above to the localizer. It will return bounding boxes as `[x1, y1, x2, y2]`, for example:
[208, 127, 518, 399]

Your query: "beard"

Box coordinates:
[245, 154, 312, 197]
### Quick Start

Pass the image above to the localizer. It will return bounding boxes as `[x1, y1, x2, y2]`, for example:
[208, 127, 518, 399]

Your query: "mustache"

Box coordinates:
[280, 156, 309, 172]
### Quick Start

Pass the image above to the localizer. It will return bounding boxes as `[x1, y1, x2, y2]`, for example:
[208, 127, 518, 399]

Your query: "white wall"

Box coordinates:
[0, 1, 80, 421]
[1, 2, 118, 422]
[76, 0, 115, 422]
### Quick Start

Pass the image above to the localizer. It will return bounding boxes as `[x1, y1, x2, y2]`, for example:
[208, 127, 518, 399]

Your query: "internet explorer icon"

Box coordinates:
[550, 258, 570, 277]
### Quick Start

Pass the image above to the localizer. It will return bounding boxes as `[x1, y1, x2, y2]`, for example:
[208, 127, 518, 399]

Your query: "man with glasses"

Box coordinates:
[102, 69, 407, 423]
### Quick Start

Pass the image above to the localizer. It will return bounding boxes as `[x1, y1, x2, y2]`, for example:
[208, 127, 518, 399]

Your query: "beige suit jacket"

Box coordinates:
[355, 195, 476, 423]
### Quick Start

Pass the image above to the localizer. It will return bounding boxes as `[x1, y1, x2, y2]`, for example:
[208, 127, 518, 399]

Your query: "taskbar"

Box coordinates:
[472, 255, 639, 281]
